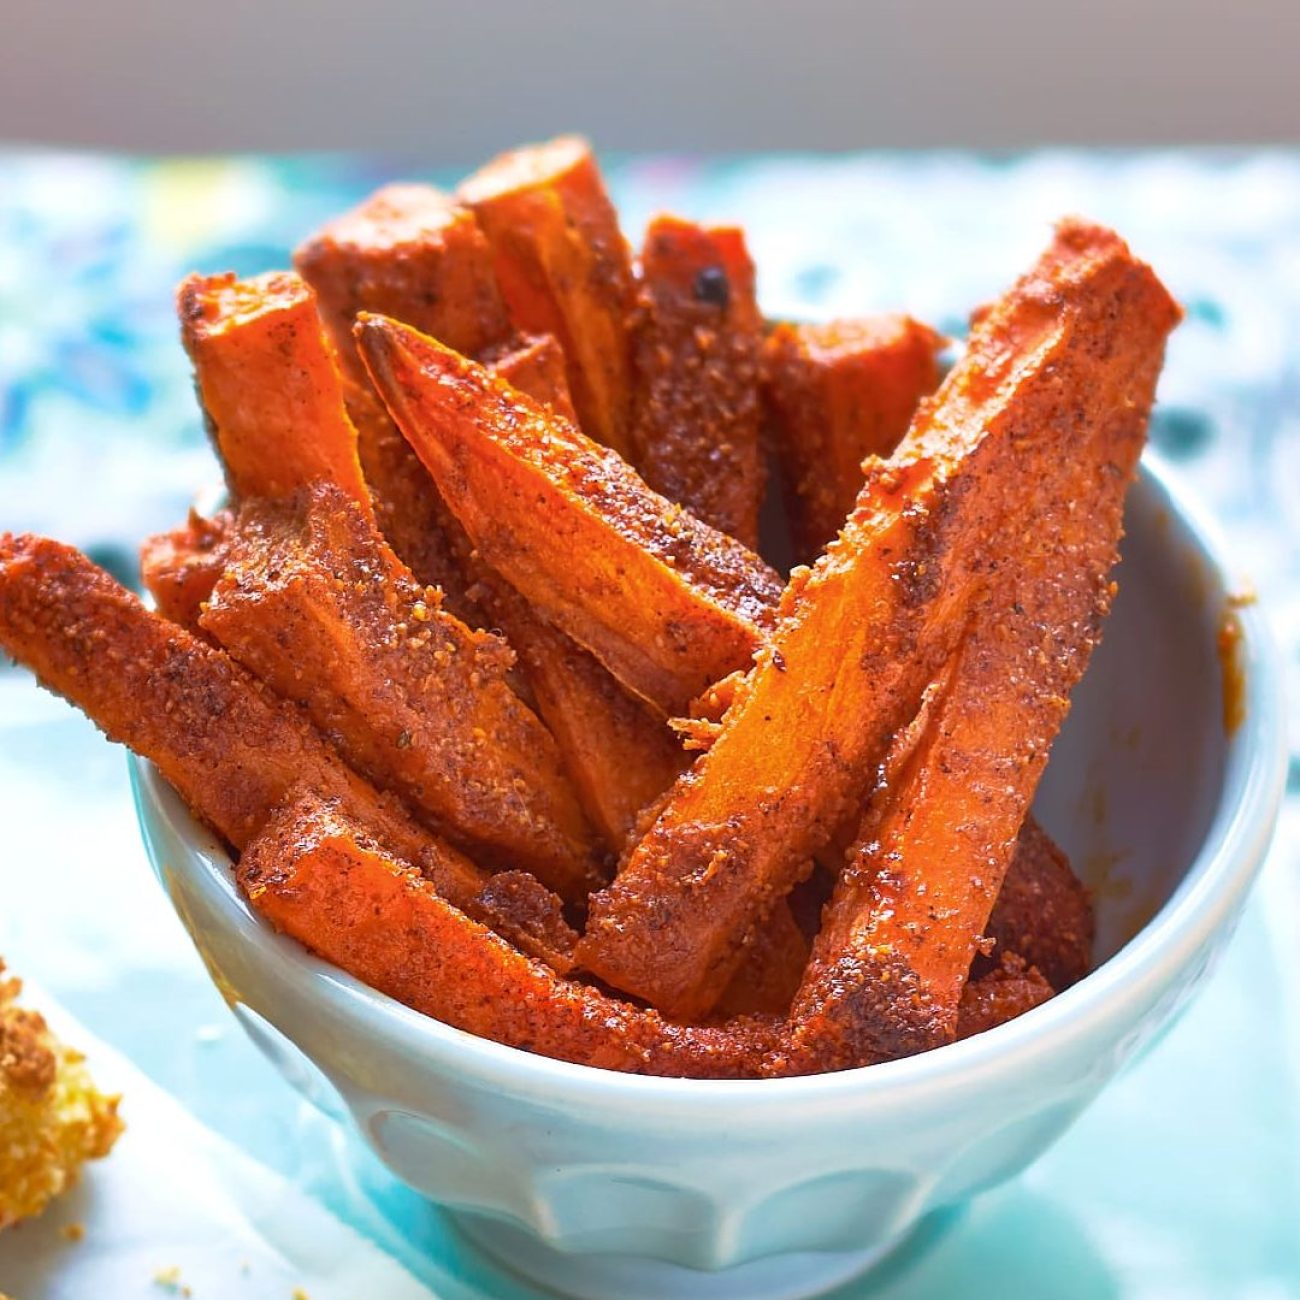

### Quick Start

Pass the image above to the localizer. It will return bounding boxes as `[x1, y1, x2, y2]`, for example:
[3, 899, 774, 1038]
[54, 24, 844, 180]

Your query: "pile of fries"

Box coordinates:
[0, 138, 1181, 1077]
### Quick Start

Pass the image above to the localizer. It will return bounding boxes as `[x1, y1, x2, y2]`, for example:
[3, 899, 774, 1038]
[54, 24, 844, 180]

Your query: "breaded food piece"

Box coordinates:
[459, 136, 637, 456]
[629, 216, 764, 547]
[0, 962, 123, 1229]
[0, 535, 487, 909]
[178, 271, 372, 514]
[139, 507, 233, 633]
[762, 315, 945, 563]
[955, 954, 1055, 1041]
[580, 221, 1176, 1025]
[201, 484, 604, 900]
[241, 793, 780, 1078]
[983, 818, 1094, 992]
[791, 222, 1180, 1069]
[356, 315, 783, 716]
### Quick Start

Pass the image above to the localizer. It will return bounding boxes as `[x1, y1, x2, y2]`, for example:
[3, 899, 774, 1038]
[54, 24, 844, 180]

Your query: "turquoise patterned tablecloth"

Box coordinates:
[1, 150, 1298, 1298]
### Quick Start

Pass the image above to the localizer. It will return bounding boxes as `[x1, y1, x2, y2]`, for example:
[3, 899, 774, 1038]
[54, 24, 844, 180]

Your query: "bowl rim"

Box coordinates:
[134, 455, 1289, 1112]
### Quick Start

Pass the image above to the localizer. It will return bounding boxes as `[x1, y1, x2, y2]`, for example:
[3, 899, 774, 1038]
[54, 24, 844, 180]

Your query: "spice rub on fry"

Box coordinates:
[458, 136, 637, 457]
[789, 222, 1180, 1068]
[200, 483, 604, 899]
[578, 221, 1178, 1024]
[628, 216, 764, 547]
[241, 793, 780, 1078]
[356, 315, 783, 716]
[0, 535, 487, 909]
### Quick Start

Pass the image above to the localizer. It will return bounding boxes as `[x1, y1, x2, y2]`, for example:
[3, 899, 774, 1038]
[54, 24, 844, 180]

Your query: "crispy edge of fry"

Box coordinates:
[294, 182, 512, 378]
[955, 954, 1055, 1041]
[629, 215, 765, 548]
[470, 870, 578, 975]
[177, 271, 372, 515]
[356, 314, 783, 715]
[239, 792, 781, 1078]
[762, 315, 945, 563]
[200, 484, 605, 900]
[789, 224, 1180, 1068]
[577, 220, 1174, 1024]
[0, 533, 487, 908]
[139, 507, 232, 633]
[458, 135, 637, 456]
[981, 817, 1095, 992]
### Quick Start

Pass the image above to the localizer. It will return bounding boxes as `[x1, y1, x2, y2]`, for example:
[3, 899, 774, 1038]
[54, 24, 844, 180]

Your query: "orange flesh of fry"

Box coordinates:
[762, 315, 945, 563]
[484, 577, 686, 852]
[355, 315, 783, 716]
[458, 136, 637, 456]
[486, 332, 580, 425]
[200, 484, 604, 899]
[241, 793, 781, 1078]
[577, 220, 1176, 1023]
[294, 183, 512, 375]
[0, 535, 486, 908]
[177, 271, 371, 514]
[629, 215, 764, 547]
[714, 898, 811, 1018]
[789, 222, 1181, 1068]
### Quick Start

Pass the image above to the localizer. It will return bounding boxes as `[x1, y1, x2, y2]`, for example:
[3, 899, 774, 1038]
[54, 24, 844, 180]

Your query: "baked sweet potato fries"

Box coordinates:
[0, 138, 1179, 1077]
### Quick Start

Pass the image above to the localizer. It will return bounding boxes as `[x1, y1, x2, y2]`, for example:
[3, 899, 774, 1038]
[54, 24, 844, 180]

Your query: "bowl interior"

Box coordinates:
[1034, 462, 1230, 962]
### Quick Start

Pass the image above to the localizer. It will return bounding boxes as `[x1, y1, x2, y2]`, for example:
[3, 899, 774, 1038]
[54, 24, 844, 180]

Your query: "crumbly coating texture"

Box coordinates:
[0, 962, 123, 1230]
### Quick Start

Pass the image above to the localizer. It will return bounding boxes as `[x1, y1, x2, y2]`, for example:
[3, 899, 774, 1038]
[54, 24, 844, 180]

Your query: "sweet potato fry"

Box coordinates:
[200, 483, 604, 900]
[578, 220, 1177, 1022]
[139, 507, 232, 632]
[356, 315, 783, 715]
[762, 315, 944, 562]
[458, 136, 636, 456]
[241, 793, 780, 1078]
[470, 871, 578, 975]
[628, 216, 764, 546]
[714, 899, 811, 1018]
[484, 577, 686, 851]
[178, 271, 372, 513]
[982, 817, 1094, 992]
[790, 222, 1181, 1068]
[955, 955, 1054, 1040]
[295, 189, 515, 616]
[485, 332, 579, 425]
[339, 376, 486, 618]
[295, 182, 512, 377]
[0, 535, 486, 907]
[297, 188, 675, 824]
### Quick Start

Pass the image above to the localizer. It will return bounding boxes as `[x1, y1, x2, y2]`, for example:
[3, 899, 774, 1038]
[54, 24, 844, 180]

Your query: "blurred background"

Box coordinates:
[2, 0, 1297, 156]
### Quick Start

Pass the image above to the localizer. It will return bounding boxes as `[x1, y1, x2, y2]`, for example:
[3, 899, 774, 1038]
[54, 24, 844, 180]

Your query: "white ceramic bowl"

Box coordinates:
[132, 459, 1287, 1300]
